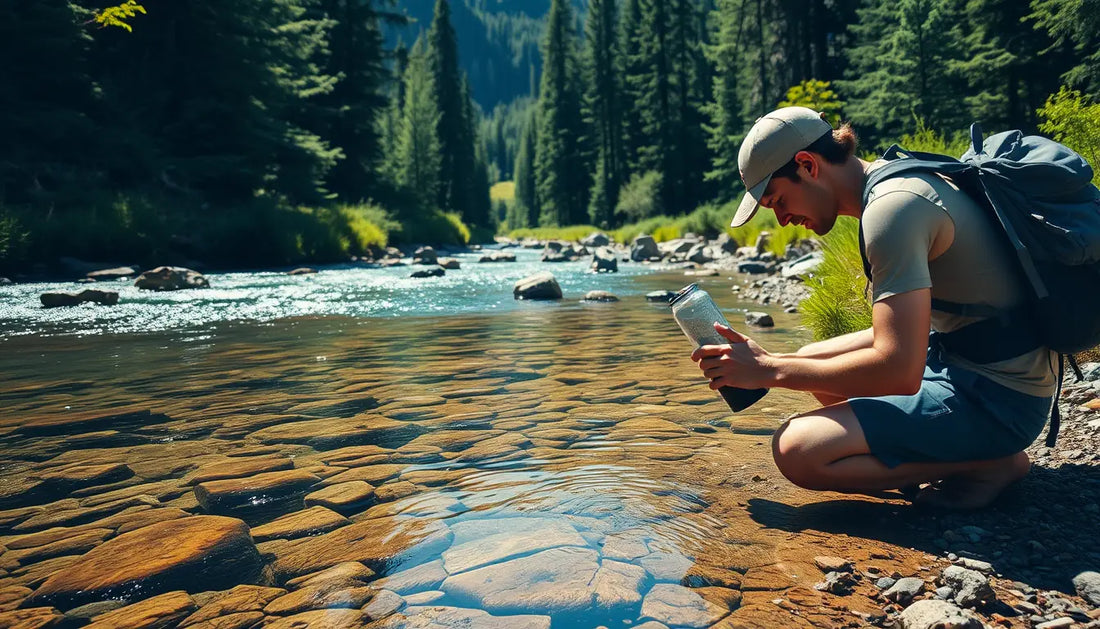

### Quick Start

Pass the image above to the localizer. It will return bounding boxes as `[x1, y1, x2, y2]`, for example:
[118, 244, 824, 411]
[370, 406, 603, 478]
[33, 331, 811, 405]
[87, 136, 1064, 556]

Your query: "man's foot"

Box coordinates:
[914, 452, 1031, 510]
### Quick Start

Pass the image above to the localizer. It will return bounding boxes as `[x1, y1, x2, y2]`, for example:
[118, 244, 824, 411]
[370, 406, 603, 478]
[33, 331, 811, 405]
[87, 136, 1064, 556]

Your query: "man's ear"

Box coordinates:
[794, 150, 818, 179]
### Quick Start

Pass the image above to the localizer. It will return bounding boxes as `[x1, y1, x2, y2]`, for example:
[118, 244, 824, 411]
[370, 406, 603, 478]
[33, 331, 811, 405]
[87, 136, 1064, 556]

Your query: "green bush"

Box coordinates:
[391, 209, 471, 246]
[337, 203, 396, 251]
[615, 170, 663, 222]
[799, 217, 873, 340]
[725, 202, 813, 258]
[1038, 86, 1100, 186]
[507, 225, 601, 242]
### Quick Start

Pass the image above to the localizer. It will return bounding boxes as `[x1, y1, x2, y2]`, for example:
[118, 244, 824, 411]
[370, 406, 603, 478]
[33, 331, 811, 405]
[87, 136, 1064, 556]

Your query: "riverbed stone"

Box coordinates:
[249, 506, 350, 542]
[182, 611, 265, 629]
[135, 266, 209, 291]
[513, 272, 562, 300]
[442, 517, 587, 575]
[87, 266, 139, 280]
[1073, 571, 1100, 606]
[590, 248, 618, 273]
[441, 546, 600, 614]
[591, 559, 647, 610]
[412, 247, 437, 265]
[373, 559, 448, 595]
[272, 516, 452, 580]
[286, 562, 376, 590]
[85, 591, 197, 629]
[645, 290, 676, 303]
[362, 589, 406, 621]
[187, 457, 294, 484]
[304, 481, 375, 514]
[631, 235, 660, 261]
[941, 565, 994, 608]
[263, 581, 375, 615]
[639, 550, 695, 582]
[264, 609, 364, 629]
[40, 289, 119, 308]
[410, 266, 445, 279]
[29, 516, 263, 609]
[744, 312, 774, 327]
[601, 533, 649, 561]
[583, 290, 619, 302]
[0, 607, 66, 628]
[884, 576, 925, 604]
[897, 599, 983, 629]
[640, 583, 729, 628]
[247, 416, 424, 450]
[193, 469, 320, 515]
[180, 585, 285, 626]
[371, 605, 551, 629]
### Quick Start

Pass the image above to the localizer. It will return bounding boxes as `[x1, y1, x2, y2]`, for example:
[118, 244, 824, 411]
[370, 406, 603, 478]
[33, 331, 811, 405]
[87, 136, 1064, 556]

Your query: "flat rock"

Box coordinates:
[601, 533, 649, 561]
[40, 289, 119, 308]
[250, 506, 350, 542]
[273, 516, 452, 580]
[583, 290, 619, 302]
[681, 563, 743, 590]
[362, 589, 406, 621]
[85, 591, 197, 629]
[812, 556, 853, 573]
[286, 562, 376, 590]
[591, 559, 647, 610]
[370, 605, 551, 629]
[513, 272, 562, 300]
[39, 463, 134, 491]
[884, 576, 924, 604]
[374, 560, 449, 595]
[442, 517, 587, 575]
[183, 611, 265, 629]
[29, 516, 262, 609]
[645, 290, 676, 303]
[264, 609, 363, 629]
[248, 417, 423, 450]
[304, 481, 375, 514]
[180, 585, 285, 626]
[441, 547, 599, 614]
[741, 564, 796, 591]
[87, 266, 139, 280]
[187, 457, 294, 485]
[134, 266, 209, 291]
[193, 469, 320, 515]
[639, 551, 694, 582]
[0, 607, 66, 628]
[897, 599, 983, 629]
[640, 583, 729, 628]
[263, 581, 375, 615]
[1073, 571, 1100, 606]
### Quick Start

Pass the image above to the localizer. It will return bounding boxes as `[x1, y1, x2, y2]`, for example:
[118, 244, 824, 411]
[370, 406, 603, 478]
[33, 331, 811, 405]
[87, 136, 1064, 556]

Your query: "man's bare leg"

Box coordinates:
[771, 402, 1032, 509]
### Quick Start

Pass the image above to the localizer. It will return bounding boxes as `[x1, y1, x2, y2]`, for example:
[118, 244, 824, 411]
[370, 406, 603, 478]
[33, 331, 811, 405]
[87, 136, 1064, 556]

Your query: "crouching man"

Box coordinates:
[693, 107, 1058, 509]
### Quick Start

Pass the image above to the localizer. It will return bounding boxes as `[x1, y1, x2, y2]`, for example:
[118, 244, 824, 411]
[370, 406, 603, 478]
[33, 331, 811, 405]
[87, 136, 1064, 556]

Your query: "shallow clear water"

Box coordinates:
[0, 264, 820, 627]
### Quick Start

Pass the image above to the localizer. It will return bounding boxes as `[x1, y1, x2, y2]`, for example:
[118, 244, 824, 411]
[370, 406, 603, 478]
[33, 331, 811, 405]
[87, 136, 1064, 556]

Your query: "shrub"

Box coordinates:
[615, 170, 663, 222]
[337, 203, 395, 251]
[507, 224, 600, 242]
[799, 217, 873, 340]
[1038, 86, 1100, 186]
[391, 209, 471, 246]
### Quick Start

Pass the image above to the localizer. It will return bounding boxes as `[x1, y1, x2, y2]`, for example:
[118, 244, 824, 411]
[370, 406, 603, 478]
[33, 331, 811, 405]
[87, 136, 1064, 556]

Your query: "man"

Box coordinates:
[692, 106, 1058, 509]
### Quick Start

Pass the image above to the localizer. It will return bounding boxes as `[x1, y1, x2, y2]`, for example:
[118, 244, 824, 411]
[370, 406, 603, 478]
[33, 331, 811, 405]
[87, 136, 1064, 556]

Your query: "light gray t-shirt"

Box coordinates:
[862, 161, 1058, 398]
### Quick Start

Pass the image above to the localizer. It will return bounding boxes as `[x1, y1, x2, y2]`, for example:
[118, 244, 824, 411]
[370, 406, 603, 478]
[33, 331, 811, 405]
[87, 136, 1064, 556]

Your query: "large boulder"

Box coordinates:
[630, 235, 660, 262]
[87, 266, 139, 280]
[135, 266, 209, 291]
[410, 266, 445, 279]
[686, 243, 712, 265]
[412, 247, 438, 265]
[590, 247, 618, 273]
[753, 231, 771, 254]
[580, 232, 610, 247]
[40, 289, 119, 308]
[479, 251, 516, 263]
[29, 516, 263, 610]
[714, 233, 739, 254]
[513, 273, 562, 300]
[781, 251, 824, 280]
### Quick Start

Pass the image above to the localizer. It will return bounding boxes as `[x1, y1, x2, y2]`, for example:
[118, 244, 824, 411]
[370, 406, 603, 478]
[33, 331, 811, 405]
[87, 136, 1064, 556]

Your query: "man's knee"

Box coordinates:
[771, 417, 830, 491]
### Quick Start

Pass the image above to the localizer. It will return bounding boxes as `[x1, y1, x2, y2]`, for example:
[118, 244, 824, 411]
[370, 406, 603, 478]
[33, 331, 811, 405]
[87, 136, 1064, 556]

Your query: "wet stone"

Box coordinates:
[640, 583, 730, 629]
[591, 559, 647, 610]
[63, 600, 126, 622]
[186, 457, 294, 485]
[362, 589, 406, 621]
[29, 516, 263, 610]
[39, 463, 134, 492]
[0, 585, 32, 612]
[0, 607, 65, 629]
[304, 481, 375, 514]
[193, 469, 321, 516]
[884, 576, 925, 604]
[250, 506, 350, 542]
[681, 563, 743, 590]
[286, 562, 376, 590]
[442, 517, 587, 575]
[183, 611, 265, 629]
[441, 547, 600, 615]
[264, 609, 363, 629]
[373, 481, 419, 503]
[180, 585, 285, 625]
[741, 565, 796, 591]
[263, 581, 375, 615]
[373, 605, 551, 629]
[601, 533, 649, 561]
[85, 590, 197, 629]
[639, 551, 695, 583]
[403, 591, 445, 606]
[373, 560, 448, 595]
[4, 528, 112, 565]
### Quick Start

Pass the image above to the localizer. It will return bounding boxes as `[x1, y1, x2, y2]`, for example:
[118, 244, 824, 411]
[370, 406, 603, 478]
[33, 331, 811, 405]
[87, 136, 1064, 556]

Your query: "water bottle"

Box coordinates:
[670, 283, 769, 412]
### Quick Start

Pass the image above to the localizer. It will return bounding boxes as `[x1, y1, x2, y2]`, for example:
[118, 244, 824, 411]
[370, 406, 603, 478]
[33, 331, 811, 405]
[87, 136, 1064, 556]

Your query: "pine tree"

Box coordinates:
[513, 112, 539, 229]
[534, 0, 585, 226]
[617, 0, 647, 176]
[838, 0, 969, 146]
[1029, 0, 1100, 100]
[396, 38, 442, 214]
[703, 0, 744, 199]
[583, 0, 622, 227]
[462, 77, 492, 227]
[428, 0, 481, 225]
[632, 0, 674, 215]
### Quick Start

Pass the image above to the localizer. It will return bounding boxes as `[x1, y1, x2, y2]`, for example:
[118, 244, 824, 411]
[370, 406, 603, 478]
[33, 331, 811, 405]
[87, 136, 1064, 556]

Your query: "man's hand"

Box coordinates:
[690, 322, 775, 390]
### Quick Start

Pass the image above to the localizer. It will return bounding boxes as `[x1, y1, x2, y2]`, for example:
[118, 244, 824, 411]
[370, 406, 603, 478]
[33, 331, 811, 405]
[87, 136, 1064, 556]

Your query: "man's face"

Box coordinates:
[759, 160, 837, 235]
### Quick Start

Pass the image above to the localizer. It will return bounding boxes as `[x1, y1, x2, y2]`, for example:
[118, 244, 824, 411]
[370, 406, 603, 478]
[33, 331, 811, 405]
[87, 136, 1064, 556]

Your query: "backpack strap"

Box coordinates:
[1046, 353, 1064, 447]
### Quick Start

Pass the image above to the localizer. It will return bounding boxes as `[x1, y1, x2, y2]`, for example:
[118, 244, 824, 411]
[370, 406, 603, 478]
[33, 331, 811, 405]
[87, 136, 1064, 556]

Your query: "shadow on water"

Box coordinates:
[747, 461, 1100, 593]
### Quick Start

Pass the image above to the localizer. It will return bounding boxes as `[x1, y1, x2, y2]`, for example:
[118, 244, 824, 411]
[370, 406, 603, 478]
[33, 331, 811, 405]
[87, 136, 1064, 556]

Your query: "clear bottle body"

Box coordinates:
[670, 284, 768, 412]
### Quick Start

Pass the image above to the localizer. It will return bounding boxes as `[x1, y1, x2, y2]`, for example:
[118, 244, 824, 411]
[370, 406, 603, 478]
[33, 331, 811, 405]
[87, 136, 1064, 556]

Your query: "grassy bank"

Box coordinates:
[505, 199, 813, 258]
[0, 194, 479, 275]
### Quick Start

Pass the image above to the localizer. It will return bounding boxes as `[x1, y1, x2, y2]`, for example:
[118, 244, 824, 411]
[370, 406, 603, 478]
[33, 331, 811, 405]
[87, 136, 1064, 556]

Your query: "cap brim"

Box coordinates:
[730, 175, 771, 228]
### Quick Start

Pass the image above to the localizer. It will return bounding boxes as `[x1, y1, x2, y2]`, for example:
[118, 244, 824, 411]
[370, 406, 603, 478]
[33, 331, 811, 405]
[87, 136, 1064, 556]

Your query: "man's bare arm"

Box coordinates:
[786, 327, 874, 360]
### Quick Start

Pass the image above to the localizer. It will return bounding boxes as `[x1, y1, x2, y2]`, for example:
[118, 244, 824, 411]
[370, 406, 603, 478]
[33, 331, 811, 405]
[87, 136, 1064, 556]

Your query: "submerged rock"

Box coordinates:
[583, 290, 619, 302]
[370, 605, 551, 629]
[410, 266, 445, 279]
[135, 266, 209, 291]
[441, 517, 587, 576]
[29, 516, 263, 610]
[640, 583, 729, 628]
[744, 312, 774, 327]
[193, 469, 321, 516]
[249, 506, 350, 542]
[441, 547, 600, 615]
[84, 590, 196, 629]
[646, 290, 676, 303]
[87, 266, 139, 280]
[40, 289, 119, 308]
[287, 267, 317, 275]
[513, 272, 562, 300]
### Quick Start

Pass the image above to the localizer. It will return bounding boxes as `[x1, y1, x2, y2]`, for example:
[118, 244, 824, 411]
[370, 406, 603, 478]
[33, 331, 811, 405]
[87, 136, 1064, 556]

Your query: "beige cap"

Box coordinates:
[730, 107, 833, 228]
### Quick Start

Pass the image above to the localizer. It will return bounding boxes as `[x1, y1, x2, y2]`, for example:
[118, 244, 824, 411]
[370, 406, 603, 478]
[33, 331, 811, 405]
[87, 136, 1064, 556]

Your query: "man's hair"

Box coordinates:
[772, 122, 858, 182]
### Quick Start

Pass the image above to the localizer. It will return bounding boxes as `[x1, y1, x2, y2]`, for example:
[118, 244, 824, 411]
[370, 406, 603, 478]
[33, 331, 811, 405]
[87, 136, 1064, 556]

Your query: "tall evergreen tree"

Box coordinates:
[1029, 0, 1100, 99]
[513, 112, 539, 229]
[396, 38, 442, 214]
[534, 0, 586, 226]
[632, 0, 675, 214]
[427, 0, 481, 225]
[838, 0, 969, 146]
[703, 0, 744, 199]
[583, 0, 622, 227]
[617, 0, 647, 176]
[462, 77, 492, 227]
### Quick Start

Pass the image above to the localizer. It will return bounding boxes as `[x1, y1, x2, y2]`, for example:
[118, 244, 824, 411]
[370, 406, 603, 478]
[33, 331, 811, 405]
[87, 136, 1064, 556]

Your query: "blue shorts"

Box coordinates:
[848, 347, 1054, 469]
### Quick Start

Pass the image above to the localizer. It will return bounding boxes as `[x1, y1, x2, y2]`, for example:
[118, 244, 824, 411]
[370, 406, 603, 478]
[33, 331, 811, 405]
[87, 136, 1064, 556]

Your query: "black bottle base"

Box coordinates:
[718, 386, 769, 412]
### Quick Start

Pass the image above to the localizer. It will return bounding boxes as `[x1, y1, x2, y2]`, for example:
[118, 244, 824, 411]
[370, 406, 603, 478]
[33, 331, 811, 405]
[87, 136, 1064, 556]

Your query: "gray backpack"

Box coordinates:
[859, 124, 1100, 445]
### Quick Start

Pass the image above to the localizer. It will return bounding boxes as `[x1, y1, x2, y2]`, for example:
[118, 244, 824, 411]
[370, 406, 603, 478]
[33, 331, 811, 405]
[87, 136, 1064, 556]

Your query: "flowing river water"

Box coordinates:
[0, 250, 926, 628]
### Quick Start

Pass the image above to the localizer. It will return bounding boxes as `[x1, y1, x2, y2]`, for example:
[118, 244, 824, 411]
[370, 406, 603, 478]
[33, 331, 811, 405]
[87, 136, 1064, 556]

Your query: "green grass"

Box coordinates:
[506, 225, 601, 242]
[490, 181, 515, 203]
[798, 216, 873, 340]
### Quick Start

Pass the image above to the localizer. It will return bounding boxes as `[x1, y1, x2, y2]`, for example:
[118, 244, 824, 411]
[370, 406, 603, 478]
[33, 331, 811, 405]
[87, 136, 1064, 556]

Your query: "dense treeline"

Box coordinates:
[511, 0, 1100, 231]
[0, 0, 492, 273]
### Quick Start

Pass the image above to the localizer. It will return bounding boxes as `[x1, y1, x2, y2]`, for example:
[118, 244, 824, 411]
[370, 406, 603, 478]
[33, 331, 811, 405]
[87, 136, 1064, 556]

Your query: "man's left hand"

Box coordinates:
[690, 322, 775, 390]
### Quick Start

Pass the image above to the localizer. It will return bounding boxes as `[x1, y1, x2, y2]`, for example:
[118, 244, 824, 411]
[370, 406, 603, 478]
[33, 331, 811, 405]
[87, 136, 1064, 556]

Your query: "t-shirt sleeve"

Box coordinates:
[862, 189, 949, 303]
